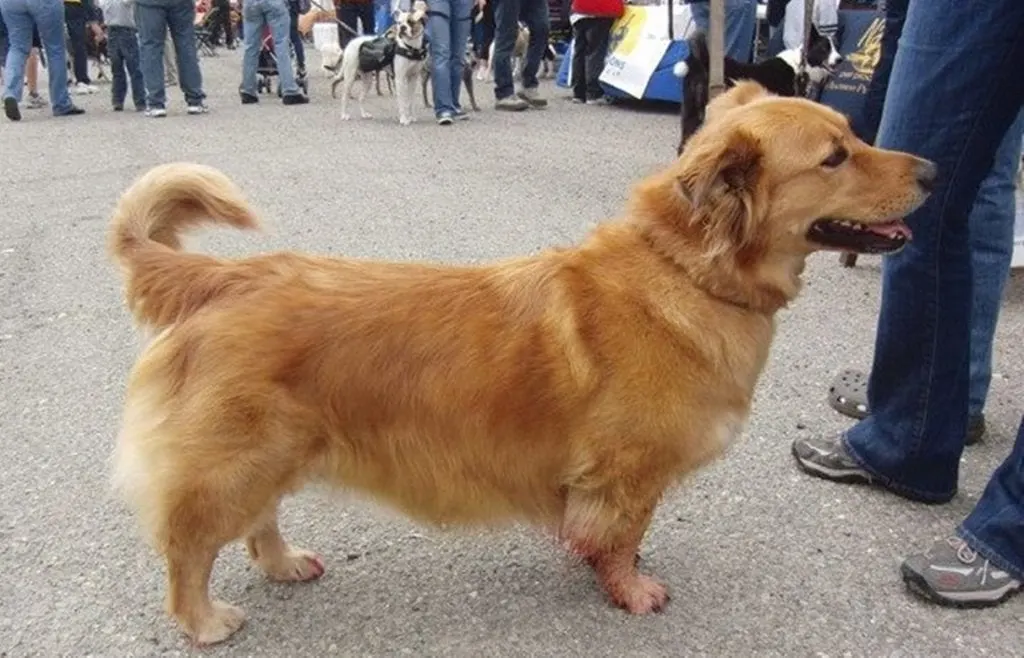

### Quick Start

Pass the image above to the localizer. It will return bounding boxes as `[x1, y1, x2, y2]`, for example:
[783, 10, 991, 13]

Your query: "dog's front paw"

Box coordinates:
[190, 600, 246, 646]
[608, 574, 669, 615]
[341, 113, 351, 120]
[399, 116, 412, 126]
[360, 111, 373, 119]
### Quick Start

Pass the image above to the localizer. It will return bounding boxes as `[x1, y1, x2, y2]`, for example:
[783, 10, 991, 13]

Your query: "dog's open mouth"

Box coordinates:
[807, 218, 913, 254]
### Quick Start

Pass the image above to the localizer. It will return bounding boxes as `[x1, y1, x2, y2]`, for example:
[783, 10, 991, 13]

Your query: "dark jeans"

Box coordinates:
[570, 16, 611, 101]
[841, 0, 1024, 504]
[64, 0, 90, 84]
[471, 0, 493, 59]
[136, 0, 205, 109]
[849, 1, 906, 145]
[491, 0, 549, 99]
[959, 415, 1024, 582]
[107, 25, 144, 109]
[288, 0, 305, 70]
[210, 0, 234, 47]
[337, 1, 373, 49]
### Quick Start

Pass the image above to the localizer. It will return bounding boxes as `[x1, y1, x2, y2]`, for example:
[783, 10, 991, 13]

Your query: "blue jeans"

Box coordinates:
[966, 109, 1024, 417]
[427, 0, 473, 116]
[959, 415, 1024, 582]
[851, 0, 1024, 421]
[136, 0, 205, 109]
[491, 0, 549, 100]
[241, 0, 299, 97]
[287, 0, 305, 71]
[108, 26, 145, 109]
[0, 0, 74, 114]
[688, 0, 757, 63]
[842, 0, 1024, 503]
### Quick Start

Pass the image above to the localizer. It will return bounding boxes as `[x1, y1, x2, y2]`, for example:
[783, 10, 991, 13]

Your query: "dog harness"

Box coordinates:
[357, 36, 398, 72]
[395, 43, 428, 61]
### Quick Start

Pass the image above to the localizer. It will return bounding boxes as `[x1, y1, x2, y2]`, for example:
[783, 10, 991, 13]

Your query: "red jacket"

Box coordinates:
[571, 0, 624, 19]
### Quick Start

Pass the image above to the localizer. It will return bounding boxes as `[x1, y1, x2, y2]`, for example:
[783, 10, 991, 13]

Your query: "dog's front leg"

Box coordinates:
[422, 69, 432, 108]
[560, 487, 668, 615]
[463, 66, 479, 111]
[396, 70, 412, 125]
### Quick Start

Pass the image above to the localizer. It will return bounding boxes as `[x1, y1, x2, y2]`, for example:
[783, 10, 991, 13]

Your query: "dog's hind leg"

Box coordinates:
[560, 485, 668, 615]
[245, 505, 325, 582]
[358, 74, 374, 119]
[166, 539, 245, 646]
[464, 68, 479, 111]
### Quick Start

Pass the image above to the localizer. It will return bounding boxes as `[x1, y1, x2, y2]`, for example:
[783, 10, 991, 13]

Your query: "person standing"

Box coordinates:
[99, 0, 146, 111]
[64, 0, 100, 94]
[0, 0, 84, 120]
[568, 0, 621, 104]
[135, 0, 208, 117]
[685, 0, 756, 63]
[335, 0, 374, 48]
[791, 0, 1024, 607]
[425, 0, 474, 124]
[239, 0, 309, 105]
[491, 0, 550, 110]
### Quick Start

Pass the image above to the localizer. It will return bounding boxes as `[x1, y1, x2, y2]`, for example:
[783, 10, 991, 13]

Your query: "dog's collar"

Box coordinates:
[396, 44, 428, 61]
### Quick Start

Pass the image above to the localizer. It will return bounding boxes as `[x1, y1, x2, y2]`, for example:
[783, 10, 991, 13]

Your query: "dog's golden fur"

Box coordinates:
[109, 82, 933, 645]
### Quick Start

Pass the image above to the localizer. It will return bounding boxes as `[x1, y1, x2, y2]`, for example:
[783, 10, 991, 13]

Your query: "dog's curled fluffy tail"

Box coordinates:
[108, 163, 260, 329]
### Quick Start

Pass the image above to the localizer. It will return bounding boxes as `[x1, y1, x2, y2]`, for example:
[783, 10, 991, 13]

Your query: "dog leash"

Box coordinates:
[308, 0, 364, 38]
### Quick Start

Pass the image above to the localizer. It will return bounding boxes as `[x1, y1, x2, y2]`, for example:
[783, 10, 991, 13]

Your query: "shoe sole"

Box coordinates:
[901, 565, 1021, 609]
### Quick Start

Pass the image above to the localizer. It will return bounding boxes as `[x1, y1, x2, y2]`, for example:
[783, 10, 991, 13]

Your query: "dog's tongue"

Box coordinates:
[865, 219, 913, 241]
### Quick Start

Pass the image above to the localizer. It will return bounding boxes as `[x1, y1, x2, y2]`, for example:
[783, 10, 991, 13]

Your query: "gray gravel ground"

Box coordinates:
[1, 49, 1022, 658]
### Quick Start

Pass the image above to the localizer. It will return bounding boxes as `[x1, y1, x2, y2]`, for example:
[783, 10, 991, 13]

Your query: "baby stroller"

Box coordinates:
[256, 24, 309, 95]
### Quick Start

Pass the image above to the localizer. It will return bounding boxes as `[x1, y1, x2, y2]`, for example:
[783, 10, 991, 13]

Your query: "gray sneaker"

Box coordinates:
[791, 433, 873, 484]
[517, 87, 548, 108]
[495, 95, 529, 111]
[901, 536, 1022, 608]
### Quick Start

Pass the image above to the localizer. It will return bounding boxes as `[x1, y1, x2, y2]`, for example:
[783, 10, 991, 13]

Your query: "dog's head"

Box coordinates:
[804, 24, 843, 74]
[393, 1, 428, 44]
[634, 82, 936, 308]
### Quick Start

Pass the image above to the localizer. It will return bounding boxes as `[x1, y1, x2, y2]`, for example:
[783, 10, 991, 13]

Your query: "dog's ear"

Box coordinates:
[676, 130, 763, 252]
[704, 81, 771, 125]
[411, 0, 427, 18]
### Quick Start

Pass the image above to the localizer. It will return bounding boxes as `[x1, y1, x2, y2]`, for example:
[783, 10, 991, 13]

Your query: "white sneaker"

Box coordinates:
[73, 82, 97, 95]
[186, 104, 209, 115]
[144, 107, 167, 118]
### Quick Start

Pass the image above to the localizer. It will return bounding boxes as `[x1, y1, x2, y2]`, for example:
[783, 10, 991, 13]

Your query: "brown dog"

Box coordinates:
[108, 81, 936, 646]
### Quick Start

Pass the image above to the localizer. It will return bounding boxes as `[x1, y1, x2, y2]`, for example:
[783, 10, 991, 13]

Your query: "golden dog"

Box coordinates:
[108, 82, 936, 645]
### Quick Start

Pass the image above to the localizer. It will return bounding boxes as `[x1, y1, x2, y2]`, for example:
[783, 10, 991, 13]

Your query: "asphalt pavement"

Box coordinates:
[1, 48, 1022, 657]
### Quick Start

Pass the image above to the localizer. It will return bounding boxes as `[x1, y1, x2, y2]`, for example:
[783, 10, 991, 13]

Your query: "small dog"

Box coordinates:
[108, 81, 936, 646]
[539, 42, 558, 79]
[676, 26, 842, 153]
[487, 22, 529, 81]
[333, 3, 428, 124]
[422, 45, 480, 112]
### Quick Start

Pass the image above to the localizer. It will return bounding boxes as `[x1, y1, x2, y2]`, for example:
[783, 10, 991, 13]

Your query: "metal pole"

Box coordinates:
[708, 0, 725, 99]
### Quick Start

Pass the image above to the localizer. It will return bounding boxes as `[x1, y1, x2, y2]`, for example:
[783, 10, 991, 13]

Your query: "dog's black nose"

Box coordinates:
[915, 160, 938, 193]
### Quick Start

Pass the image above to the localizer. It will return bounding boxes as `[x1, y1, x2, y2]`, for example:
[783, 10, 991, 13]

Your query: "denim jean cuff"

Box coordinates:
[957, 524, 1024, 583]
[841, 431, 957, 504]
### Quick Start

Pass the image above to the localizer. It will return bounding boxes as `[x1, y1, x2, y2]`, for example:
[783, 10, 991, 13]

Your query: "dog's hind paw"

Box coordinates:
[340, 113, 351, 120]
[360, 111, 373, 119]
[261, 549, 326, 583]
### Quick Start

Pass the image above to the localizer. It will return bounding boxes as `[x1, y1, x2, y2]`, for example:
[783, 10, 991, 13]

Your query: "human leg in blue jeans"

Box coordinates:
[1, 0, 80, 120]
[137, 0, 207, 114]
[426, 0, 472, 122]
[166, 0, 207, 109]
[792, 0, 1024, 607]
[287, 0, 305, 73]
[832, 1, 1023, 444]
[240, 0, 303, 103]
[492, 0, 548, 109]
[63, 0, 91, 87]
[688, 0, 757, 63]
[108, 26, 146, 111]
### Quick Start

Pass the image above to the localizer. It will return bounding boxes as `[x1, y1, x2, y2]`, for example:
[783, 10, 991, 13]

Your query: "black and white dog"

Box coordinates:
[675, 25, 842, 153]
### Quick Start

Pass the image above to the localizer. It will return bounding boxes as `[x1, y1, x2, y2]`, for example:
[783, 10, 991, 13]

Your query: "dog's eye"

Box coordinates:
[822, 146, 848, 168]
